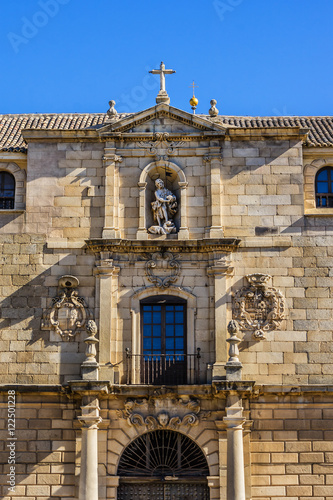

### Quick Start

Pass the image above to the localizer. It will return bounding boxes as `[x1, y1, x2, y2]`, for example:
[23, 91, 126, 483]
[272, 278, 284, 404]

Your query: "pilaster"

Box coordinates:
[178, 180, 190, 239]
[94, 255, 120, 381]
[204, 148, 224, 238]
[102, 147, 122, 239]
[207, 260, 233, 380]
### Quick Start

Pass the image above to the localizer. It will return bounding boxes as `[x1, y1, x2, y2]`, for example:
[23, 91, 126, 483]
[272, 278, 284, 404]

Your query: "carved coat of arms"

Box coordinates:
[232, 274, 285, 339]
[41, 275, 91, 341]
[145, 251, 180, 288]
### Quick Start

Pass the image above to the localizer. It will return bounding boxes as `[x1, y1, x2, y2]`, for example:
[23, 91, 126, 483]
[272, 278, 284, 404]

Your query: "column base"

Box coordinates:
[102, 228, 121, 239]
[136, 229, 149, 240]
[178, 228, 190, 240]
[209, 227, 224, 238]
[212, 362, 226, 381]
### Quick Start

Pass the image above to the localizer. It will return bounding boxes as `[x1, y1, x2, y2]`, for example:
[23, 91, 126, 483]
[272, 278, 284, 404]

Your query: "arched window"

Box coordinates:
[315, 167, 333, 207]
[0, 172, 15, 209]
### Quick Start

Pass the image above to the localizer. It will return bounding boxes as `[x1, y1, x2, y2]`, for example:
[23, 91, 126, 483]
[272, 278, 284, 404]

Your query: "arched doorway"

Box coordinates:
[117, 429, 210, 500]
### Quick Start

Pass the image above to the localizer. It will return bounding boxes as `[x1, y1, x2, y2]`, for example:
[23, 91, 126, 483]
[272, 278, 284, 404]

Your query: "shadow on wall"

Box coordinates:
[0, 246, 91, 385]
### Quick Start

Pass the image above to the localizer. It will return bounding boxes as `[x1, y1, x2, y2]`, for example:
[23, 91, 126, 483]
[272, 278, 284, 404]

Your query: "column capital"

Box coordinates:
[78, 415, 103, 429]
[94, 258, 120, 277]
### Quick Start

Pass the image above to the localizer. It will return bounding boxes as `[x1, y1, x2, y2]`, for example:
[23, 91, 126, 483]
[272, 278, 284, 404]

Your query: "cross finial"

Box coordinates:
[189, 80, 199, 96]
[149, 61, 176, 104]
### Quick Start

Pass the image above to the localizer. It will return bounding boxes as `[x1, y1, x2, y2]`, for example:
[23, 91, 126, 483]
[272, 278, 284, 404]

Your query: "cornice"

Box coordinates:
[85, 238, 241, 254]
[226, 126, 309, 142]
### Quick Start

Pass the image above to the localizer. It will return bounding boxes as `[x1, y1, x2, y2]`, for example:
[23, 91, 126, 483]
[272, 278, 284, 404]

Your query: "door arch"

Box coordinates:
[117, 429, 210, 500]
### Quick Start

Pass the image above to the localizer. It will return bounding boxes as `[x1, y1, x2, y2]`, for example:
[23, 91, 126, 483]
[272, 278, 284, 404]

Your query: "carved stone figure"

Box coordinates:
[148, 178, 177, 235]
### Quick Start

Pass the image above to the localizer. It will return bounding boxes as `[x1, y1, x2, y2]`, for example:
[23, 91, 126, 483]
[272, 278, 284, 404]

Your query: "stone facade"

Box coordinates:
[0, 101, 333, 499]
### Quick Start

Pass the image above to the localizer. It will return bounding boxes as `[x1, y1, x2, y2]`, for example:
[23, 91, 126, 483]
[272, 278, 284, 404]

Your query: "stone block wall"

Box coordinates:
[0, 234, 96, 385]
[250, 391, 333, 499]
[0, 391, 76, 499]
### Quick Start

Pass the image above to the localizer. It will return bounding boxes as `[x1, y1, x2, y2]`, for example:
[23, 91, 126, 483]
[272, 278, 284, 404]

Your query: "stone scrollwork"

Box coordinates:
[41, 275, 92, 341]
[117, 398, 206, 431]
[232, 273, 285, 340]
[145, 251, 180, 288]
[139, 132, 184, 161]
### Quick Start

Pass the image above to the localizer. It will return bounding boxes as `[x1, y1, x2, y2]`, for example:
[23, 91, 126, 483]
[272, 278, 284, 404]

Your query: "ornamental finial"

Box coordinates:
[189, 81, 199, 114]
[209, 99, 219, 117]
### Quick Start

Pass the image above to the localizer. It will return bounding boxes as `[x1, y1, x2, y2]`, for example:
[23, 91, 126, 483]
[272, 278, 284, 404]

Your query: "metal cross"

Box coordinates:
[189, 80, 199, 96]
[149, 62, 175, 93]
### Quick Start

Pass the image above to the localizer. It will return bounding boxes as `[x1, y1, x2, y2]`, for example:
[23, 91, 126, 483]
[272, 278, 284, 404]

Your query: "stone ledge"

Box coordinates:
[85, 238, 241, 254]
[254, 384, 333, 396]
[0, 384, 64, 394]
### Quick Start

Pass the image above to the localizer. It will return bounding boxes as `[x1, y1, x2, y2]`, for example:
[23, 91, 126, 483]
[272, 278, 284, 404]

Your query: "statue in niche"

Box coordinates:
[148, 178, 177, 235]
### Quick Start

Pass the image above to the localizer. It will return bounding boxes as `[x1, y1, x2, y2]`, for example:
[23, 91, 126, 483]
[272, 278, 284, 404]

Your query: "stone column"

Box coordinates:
[217, 394, 246, 500]
[178, 180, 189, 240]
[207, 260, 233, 380]
[95, 256, 120, 381]
[102, 147, 122, 239]
[78, 397, 102, 500]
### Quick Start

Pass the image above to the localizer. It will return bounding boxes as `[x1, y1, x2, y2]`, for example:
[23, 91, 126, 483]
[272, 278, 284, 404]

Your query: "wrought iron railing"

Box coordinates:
[0, 198, 14, 209]
[316, 194, 333, 208]
[125, 348, 201, 385]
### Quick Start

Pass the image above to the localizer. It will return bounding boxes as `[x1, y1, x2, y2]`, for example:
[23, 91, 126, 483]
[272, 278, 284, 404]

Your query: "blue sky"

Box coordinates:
[1, 0, 333, 116]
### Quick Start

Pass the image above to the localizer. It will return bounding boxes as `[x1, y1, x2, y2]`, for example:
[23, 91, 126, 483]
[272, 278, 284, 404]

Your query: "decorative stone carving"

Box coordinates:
[139, 132, 184, 161]
[145, 251, 180, 288]
[225, 320, 242, 381]
[209, 99, 219, 117]
[106, 100, 118, 119]
[116, 397, 209, 431]
[148, 178, 178, 234]
[41, 275, 92, 341]
[232, 273, 285, 340]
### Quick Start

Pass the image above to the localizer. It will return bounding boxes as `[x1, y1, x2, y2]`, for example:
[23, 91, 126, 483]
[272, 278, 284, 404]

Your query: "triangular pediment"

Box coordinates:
[98, 103, 227, 137]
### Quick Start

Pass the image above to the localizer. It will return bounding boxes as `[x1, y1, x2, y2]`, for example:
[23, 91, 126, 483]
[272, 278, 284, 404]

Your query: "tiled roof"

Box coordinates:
[216, 116, 333, 147]
[0, 113, 333, 153]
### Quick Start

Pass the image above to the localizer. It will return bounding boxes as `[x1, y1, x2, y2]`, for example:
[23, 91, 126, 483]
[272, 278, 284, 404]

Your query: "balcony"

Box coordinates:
[125, 349, 202, 385]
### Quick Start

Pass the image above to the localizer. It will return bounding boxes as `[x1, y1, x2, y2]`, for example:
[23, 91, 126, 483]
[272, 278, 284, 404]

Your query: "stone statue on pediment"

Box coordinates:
[148, 179, 177, 235]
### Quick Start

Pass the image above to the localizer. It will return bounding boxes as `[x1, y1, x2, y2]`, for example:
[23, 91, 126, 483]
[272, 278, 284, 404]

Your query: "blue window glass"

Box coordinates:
[0, 172, 15, 209]
[141, 300, 185, 359]
[316, 167, 333, 207]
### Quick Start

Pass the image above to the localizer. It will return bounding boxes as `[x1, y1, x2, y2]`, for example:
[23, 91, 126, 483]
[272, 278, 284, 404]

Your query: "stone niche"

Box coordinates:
[137, 160, 188, 239]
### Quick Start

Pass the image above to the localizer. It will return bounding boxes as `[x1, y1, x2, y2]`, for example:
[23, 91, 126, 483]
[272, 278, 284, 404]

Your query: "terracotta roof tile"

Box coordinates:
[0, 112, 333, 153]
